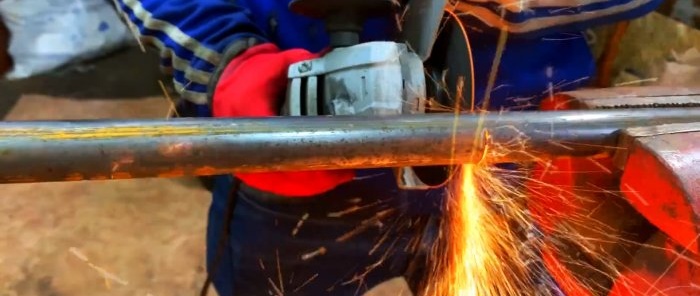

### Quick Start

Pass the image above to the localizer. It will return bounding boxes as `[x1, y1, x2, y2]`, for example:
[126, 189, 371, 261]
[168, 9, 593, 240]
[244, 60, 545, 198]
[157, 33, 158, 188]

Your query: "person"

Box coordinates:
[112, 0, 662, 295]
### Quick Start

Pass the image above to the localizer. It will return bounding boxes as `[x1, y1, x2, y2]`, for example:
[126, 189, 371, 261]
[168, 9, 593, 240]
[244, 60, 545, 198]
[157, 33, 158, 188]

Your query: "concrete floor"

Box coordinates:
[0, 48, 213, 295]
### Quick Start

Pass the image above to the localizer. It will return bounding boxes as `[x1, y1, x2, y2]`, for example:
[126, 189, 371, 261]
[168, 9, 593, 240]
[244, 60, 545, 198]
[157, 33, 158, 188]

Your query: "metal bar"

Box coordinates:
[0, 108, 698, 183]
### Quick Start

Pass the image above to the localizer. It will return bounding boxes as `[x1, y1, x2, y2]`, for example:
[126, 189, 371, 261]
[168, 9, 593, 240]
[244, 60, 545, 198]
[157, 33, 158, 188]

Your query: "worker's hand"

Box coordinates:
[211, 43, 355, 197]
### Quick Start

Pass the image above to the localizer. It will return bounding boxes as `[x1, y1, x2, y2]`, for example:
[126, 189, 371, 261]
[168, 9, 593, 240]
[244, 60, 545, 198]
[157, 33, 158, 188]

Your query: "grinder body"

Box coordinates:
[285, 41, 426, 117]
[282, 0, 455, 189]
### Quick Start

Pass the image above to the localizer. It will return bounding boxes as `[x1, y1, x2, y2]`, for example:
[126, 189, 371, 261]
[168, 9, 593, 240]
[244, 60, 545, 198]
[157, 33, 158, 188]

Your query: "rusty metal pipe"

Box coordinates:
[0, 108, 698, 183]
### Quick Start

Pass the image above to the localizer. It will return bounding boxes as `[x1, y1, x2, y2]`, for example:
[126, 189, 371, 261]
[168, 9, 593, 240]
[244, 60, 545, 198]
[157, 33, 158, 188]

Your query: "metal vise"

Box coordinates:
[529, 86, 700, 295]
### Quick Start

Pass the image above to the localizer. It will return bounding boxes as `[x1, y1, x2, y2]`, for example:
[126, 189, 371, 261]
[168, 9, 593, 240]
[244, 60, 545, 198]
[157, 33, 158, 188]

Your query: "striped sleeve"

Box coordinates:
[452, 0, 663, 36]
[112, 0, 268, 104]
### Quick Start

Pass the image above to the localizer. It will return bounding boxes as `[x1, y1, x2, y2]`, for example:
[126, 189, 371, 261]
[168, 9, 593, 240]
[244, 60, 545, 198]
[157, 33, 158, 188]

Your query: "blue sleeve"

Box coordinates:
[454, 0, 662, 37]
[113, 0, 268, 104]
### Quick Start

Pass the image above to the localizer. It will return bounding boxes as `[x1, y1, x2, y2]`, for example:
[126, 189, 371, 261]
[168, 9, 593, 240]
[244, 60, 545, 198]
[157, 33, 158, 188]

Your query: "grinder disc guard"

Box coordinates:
[425, 12, 475, 113]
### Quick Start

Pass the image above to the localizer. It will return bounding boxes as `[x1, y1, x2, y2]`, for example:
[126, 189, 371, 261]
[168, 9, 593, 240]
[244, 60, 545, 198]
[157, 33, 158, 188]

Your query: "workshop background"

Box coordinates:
[0, 0, 699, 295]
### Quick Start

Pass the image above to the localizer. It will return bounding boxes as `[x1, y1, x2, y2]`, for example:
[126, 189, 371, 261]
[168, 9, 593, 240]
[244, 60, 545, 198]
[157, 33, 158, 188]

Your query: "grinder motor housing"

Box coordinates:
[283, 0, 450, 189]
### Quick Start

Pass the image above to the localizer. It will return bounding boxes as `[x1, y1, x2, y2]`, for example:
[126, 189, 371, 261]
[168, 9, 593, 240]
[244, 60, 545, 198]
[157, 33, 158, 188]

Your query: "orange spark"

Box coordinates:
[448, 164, 500, 296]
[425, 164, 531, 296]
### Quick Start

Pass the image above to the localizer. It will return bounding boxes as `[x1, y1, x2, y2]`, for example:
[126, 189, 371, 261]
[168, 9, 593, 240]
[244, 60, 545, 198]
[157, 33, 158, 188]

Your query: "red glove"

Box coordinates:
[212, 43, 355, 197]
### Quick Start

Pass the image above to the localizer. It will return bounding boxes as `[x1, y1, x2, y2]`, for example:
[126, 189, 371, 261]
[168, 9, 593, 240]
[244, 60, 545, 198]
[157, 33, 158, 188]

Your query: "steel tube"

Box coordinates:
[0, 108, 698, 183]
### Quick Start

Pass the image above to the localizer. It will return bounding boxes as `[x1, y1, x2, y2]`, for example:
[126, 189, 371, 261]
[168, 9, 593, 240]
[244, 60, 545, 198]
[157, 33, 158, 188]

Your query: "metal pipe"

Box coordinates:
[0, 108, 697, 183]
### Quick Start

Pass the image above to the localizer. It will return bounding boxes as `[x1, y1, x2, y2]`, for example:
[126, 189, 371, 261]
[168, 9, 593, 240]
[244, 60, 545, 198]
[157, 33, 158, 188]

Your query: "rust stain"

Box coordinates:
[157, 168, 186, 178]
[7, 176, 37, 183]
[111, 172, 132, 179]
[193, 166, 218, 176]
[64, 173, 84, 181]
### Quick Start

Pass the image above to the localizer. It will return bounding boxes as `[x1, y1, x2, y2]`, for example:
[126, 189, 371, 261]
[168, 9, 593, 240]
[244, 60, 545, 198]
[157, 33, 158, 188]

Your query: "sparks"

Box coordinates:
[450, 164, 495, 296]
[424, 164, 537, 296]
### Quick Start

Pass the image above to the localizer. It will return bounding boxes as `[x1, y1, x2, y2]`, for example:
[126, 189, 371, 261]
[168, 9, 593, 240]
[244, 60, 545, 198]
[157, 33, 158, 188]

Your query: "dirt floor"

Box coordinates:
[0, 48, 214, 295]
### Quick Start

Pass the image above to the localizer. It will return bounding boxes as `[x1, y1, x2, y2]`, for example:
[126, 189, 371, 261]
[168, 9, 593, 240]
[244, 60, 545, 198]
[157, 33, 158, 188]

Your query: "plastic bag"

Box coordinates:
[0, 0, 132, 79]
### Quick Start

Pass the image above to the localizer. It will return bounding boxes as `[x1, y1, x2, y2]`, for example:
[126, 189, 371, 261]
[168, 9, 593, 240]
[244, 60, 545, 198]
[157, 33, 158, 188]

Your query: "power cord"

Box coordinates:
[200, 177, 241, 296]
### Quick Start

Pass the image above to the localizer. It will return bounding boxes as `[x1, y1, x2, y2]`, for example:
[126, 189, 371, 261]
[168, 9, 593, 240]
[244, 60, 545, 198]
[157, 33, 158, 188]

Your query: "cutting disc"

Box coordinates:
[424, 10, 475, 113]
[411, 10, 476, 187]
